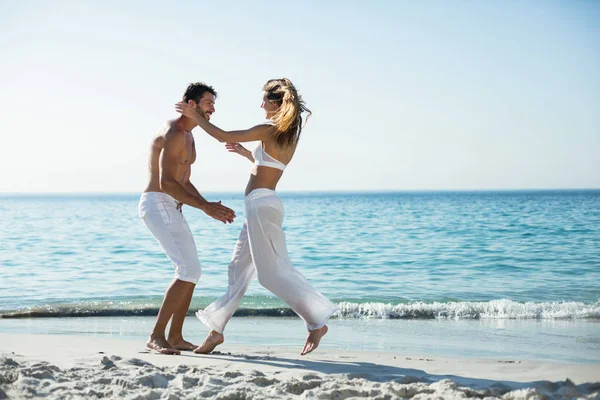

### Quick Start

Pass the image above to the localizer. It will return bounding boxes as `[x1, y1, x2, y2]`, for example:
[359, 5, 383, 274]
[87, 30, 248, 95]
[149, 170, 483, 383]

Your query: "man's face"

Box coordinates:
[194, 93, 216, 121]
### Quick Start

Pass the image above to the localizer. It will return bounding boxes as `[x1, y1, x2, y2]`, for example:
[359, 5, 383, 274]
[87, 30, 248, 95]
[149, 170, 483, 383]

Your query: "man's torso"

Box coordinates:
[144, 120, 196, 193]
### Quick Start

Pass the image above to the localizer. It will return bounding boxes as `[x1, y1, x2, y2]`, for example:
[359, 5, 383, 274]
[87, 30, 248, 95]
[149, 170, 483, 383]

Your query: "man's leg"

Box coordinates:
[167, 280, 197, 350]
[147, 278, 192, 355]
[141, 198, 202, 354]
[162, 209, 203, 350]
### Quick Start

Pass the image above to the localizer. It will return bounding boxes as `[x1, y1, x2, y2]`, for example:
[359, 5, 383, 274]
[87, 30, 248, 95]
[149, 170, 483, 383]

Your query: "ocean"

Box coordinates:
[1, 191, 599, 363]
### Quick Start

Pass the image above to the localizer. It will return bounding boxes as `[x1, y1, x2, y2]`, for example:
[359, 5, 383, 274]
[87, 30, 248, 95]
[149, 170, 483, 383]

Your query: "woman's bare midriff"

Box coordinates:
[245, 167, 284, 196]
[244, 141, 294, 196]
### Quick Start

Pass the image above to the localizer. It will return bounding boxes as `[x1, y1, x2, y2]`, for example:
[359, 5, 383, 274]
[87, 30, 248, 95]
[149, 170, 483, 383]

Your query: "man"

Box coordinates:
[138, 82, 236, 355]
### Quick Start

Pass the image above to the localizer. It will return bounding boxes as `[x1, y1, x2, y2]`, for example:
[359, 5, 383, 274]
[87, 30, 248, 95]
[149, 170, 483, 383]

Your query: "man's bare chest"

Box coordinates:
[180, 133, 196, 165]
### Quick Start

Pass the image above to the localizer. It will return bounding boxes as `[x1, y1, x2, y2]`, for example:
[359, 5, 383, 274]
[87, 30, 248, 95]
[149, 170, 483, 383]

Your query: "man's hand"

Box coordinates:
[225, 143, 253, 161]
[202, 201, 236, 224]
[175, 101, 203, 122]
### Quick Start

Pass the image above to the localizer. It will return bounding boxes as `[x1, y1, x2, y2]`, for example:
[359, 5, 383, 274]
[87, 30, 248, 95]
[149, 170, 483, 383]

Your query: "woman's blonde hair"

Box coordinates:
[263, 78, 312, 148]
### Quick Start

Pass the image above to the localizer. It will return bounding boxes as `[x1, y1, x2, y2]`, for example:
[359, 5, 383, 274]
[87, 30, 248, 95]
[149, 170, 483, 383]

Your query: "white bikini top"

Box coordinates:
[252, 121, 287, 171]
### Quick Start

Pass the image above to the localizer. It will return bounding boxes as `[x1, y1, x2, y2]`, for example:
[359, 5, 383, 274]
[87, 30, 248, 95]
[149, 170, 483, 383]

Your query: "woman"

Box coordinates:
[175, 78, 338, 355]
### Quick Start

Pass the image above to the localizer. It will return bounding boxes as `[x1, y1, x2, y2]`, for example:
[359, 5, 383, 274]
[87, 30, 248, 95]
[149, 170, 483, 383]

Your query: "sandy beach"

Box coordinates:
[1, 333, 598, 399]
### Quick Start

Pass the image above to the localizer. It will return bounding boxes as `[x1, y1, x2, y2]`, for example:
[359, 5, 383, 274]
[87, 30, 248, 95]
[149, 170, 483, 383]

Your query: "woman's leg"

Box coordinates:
[195, 223, 256, 333]
[245, 193, 338, 336]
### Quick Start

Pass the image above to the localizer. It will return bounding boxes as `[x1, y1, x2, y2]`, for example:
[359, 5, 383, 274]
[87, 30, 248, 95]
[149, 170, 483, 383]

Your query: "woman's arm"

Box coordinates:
[225, 143, 254, 162]
[175, 102, 270, 143]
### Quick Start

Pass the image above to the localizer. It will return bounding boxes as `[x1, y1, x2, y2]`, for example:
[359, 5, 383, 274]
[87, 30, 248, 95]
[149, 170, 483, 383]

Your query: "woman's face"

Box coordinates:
[261, 91, 279, 119]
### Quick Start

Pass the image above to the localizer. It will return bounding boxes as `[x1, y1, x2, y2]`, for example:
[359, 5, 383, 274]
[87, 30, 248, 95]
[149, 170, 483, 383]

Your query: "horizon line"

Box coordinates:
[1, 188, 599, 196]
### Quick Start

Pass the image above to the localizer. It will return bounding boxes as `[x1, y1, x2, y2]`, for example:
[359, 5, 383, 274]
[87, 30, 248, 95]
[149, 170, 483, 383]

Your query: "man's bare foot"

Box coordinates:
[301, 325, 328, 356]
[147, 336, 181, 355]
[193, 330, 224, 354]
[167, 337, 198, 351]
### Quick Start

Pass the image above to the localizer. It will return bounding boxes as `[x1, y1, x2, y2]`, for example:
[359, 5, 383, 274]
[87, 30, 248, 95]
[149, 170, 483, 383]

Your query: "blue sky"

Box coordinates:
[1, 1, 598, 192]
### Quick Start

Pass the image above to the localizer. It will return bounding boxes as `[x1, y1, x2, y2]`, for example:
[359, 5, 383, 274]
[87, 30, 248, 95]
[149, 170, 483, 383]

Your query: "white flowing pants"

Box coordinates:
[138, 192, 201, 284]
[196, 189, 338, 333]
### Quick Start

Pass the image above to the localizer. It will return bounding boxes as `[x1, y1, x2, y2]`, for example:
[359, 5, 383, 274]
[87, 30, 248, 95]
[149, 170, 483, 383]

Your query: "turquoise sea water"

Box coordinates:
[1, 191, 599, 363]
[1, 191, 598, 317]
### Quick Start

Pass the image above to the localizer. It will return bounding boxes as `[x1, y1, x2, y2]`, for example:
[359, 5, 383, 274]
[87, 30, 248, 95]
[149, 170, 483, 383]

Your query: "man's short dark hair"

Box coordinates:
[183, 82, 217, 103]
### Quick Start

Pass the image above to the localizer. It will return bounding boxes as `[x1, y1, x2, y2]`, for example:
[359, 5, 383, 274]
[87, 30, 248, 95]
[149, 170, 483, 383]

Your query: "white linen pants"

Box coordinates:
[138, 192, 202, 284]
[196, 189, 338, 333]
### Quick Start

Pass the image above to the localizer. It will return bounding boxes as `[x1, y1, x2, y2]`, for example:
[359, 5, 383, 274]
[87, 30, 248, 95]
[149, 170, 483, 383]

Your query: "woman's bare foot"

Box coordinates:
[301, 325, 328, 356]
[193, 330, 224, 354]
[167, 336, 198, 351]
[146, 336, 181, 355]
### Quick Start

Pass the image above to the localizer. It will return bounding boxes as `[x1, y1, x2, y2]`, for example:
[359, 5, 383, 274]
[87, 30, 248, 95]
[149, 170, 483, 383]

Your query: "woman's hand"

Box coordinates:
[175, 101, 203, 123]
[225, 143, 254, 162]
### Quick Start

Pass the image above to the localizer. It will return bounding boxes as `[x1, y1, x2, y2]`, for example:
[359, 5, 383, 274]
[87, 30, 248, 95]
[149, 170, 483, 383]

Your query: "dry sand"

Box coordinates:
[1, 333, 598, 399]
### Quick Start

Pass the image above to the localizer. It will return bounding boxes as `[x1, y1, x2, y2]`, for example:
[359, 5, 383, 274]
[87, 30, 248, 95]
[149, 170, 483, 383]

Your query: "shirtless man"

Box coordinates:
[138, 82, 236, 355]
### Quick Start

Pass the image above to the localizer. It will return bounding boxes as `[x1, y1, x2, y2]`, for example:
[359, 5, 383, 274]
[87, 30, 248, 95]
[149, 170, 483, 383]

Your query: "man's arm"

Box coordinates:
[160, 130, 235, 223]
[184, 175, 203, 199]
[160, 131, 207, 209]
[174, 166, 202, 210]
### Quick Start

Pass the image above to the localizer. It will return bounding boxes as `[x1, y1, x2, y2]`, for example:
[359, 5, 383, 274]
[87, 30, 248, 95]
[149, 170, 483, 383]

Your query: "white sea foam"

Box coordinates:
[336, 299, 600, 319]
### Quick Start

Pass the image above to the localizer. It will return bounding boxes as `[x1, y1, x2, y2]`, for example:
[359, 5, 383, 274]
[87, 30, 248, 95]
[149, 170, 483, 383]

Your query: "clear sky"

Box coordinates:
[1, 1, 598, 193]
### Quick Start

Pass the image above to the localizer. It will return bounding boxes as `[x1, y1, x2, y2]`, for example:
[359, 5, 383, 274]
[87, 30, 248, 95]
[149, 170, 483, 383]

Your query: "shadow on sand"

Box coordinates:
[172, 350, 598, 394]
